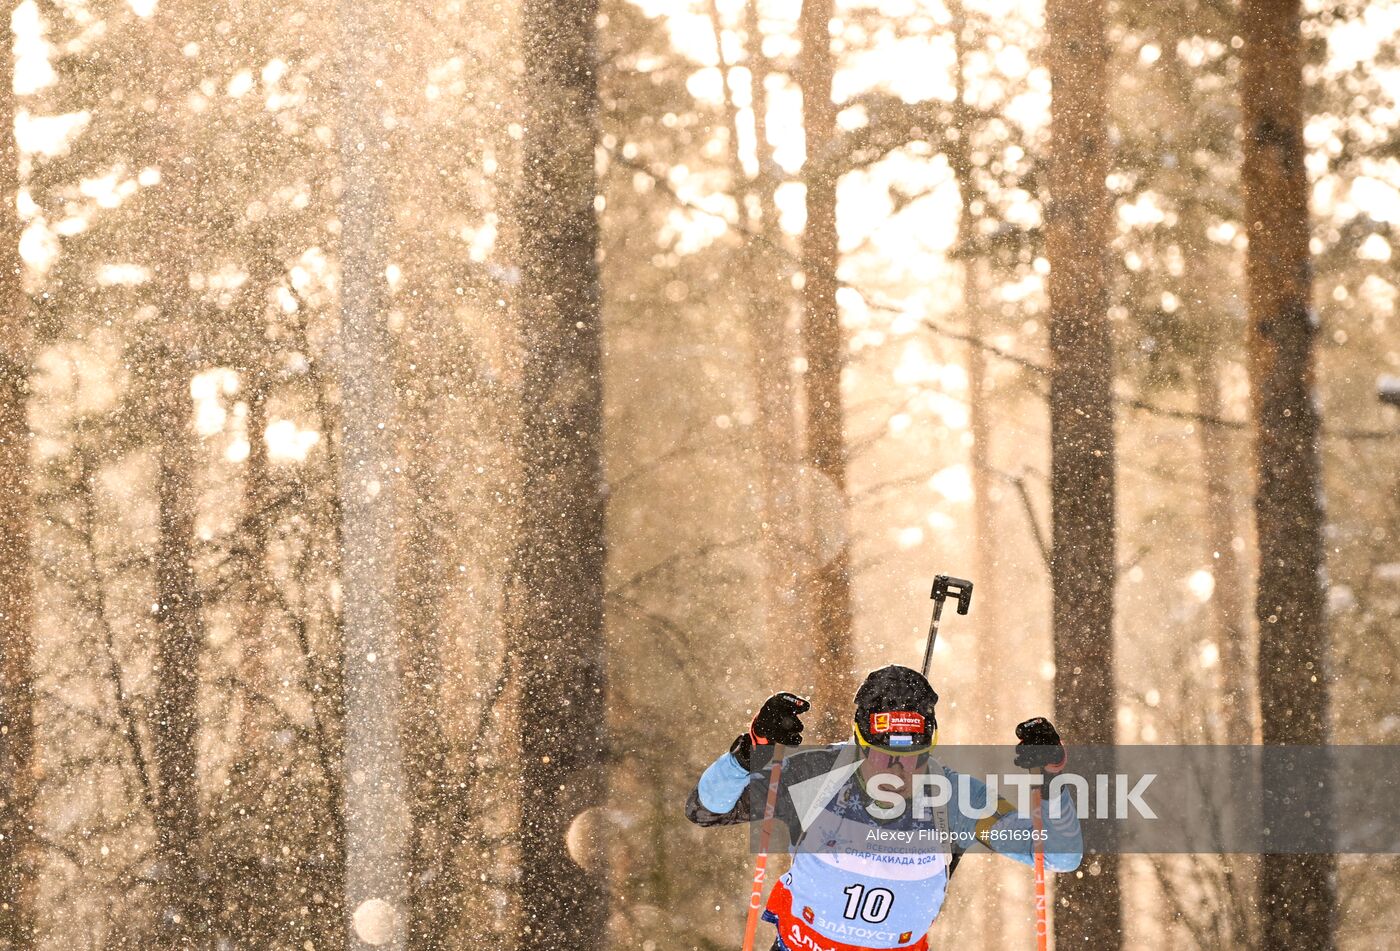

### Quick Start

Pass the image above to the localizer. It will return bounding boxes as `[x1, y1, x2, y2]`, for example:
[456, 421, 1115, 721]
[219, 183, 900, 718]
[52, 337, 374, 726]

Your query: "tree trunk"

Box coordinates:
[279, 312, 353, 948]
[1191, 348, 1254, 745]
[944, 9, 1005, 937]
[712, 0, 804, 669]
[338, 6, 411, 947]
[965, 272, 999, 734]
[798, 0, 856, 732]
[0, 12, 35, 945]
[397, 343, 466, 951]
[965, 261, 1006, 951]
[747, 262, 805, 674]
[401, 468, 458, 951]
[743, 0, 784, 252]
[944, 0, 999, 744]
[1044, 0, 1122, 944]
[1165, 51, 1255, 747]
[239, 375, 273, 735]
[511, 0, 610, 946]
[1239, 0, 1336, 946]
[277, 284, 360, 947]
[151, 354, 207, 946]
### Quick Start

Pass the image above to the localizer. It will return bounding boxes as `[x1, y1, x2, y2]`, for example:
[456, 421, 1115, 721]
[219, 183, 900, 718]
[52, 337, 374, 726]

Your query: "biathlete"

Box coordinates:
[685, 665, 1082, 951]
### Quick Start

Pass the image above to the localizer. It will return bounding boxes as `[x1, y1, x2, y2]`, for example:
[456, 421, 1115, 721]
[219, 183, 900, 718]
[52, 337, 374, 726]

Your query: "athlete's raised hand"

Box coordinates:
[731, 692, 810, 768]
[1014, 716, 1067, 787]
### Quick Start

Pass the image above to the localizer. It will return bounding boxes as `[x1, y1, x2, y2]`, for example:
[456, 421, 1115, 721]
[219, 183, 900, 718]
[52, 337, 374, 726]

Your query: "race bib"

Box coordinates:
[764, 879, 929, 951]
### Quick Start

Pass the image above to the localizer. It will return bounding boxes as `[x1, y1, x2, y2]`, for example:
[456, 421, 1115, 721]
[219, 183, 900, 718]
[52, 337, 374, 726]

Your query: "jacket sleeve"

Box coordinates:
[944, 768, 1083, 873]
[685, 744, 760, 826]
[685, 741, 813, 835]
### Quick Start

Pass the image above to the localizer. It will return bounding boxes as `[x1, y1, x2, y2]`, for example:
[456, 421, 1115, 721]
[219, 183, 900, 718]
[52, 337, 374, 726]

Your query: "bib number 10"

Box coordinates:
[841, 884, 893, 923]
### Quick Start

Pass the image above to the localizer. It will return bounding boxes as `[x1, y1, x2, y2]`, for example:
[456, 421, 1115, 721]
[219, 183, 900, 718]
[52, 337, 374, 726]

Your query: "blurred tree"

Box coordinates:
[6, 0, 1399, 947]
[739, 3, 805, 663]
[1188, 321, 1255, 748]
[1044, 0, 1121, 946]
[1113, 12, 1262, 936]
[943, 0, 999, 745]
[798, 0, 856, 732]
[707, 0, 806, 666]
[510, 0, 609, 946]
[397, 358, 473, 951]
[941, 3, 1022, 941]
[24, 0, 354, 945]
[1115, 0, 1255, 749]
[44, 10, 220, 942]
[1239, 0, 1337, 947]
[0, 6, 36, 948]
[336, 0, 412, 945]
[148, 341, 207, 946]
[594, 1, 774, 941]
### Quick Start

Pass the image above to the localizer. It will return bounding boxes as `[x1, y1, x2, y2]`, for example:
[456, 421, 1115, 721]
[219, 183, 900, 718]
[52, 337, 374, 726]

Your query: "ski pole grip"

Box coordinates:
[931, 575, 974, 615]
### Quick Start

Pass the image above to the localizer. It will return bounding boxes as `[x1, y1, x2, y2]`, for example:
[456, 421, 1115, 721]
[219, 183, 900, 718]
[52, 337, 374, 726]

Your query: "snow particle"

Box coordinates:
[1187, 569, 1215, 602]
[352, 898, 398, 946]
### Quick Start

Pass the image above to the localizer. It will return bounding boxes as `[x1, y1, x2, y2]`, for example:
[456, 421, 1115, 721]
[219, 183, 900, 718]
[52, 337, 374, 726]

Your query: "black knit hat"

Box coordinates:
[853, 665, 938, 752]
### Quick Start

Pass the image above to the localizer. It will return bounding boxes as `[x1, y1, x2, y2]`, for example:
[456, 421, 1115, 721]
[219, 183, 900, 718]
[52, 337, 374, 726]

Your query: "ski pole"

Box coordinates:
[742, 743, 787, 951]
[920, 574, 974, 678]
[1031, 787, 1048, 951]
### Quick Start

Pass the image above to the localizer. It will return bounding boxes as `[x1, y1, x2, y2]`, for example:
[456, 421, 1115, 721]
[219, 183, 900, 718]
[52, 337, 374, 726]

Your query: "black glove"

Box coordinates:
[730, 692, 810, 769]
[1014, 717, 1067, 788]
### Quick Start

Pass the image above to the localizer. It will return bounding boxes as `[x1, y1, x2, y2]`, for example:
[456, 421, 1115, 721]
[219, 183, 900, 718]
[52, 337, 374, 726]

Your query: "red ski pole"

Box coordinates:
[1031, 787, 1048, 951]
[742, 744, 787, 951]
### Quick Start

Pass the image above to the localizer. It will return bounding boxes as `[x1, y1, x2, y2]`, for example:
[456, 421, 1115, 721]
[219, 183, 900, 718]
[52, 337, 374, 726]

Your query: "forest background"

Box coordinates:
[0, 0, 1395, 948]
